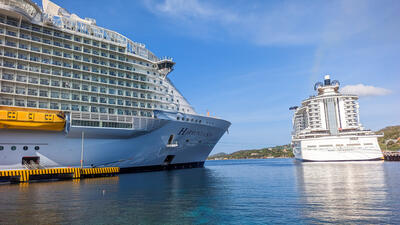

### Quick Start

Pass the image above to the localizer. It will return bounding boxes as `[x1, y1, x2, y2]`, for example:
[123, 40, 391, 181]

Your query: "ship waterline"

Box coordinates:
[0, 0, 230, 170]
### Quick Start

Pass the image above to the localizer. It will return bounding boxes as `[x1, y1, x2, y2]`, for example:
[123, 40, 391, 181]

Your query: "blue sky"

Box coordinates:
[34, 0, 400, 153]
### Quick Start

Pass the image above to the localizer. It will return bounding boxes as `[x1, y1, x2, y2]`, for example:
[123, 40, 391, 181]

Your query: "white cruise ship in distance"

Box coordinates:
[0, 0, 230, 171]
[290, 75, 383, 162]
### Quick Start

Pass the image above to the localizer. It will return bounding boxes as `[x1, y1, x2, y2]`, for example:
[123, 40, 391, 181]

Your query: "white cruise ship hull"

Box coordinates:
[0, 115, 230, 171]
[293, 136, 383, 162]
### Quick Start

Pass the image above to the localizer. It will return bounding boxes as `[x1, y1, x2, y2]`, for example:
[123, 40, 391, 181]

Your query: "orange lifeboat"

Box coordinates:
[0, 106, 65, 131]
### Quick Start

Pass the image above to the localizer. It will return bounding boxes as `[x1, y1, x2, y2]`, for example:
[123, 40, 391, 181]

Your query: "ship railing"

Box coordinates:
[133, 117, 165, 131]
[71, 112, 134, 123]
[70, 112, 163, 131]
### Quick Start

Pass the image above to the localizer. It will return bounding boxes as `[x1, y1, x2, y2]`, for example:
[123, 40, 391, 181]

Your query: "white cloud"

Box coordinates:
[341, 84, 392, 96]
[143, 0, 400, 46]
[145, 0, 238, 25]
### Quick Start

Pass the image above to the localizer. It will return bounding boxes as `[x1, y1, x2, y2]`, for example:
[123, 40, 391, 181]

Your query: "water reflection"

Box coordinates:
[1, 160, 400, 224]
[0, 168, 226, 225]
[295, 161, 393, 224]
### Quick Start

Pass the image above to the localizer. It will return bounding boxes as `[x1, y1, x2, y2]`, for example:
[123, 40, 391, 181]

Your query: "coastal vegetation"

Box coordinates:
[378, 125, 400, 151]
[208, 144, 294, 160]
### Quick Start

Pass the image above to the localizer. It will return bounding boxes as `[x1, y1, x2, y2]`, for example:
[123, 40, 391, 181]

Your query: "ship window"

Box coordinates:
[72, 94, 80, 101]
[81, 106, 89, 112]
[82, 95, 89, 102]
[26, 87, 36, 96]
[23, 146, 28, 151]
[71, 105, 79, 111]
[50, 103, 59, 109]
[82, 84, 89, 91]
[39, 90, 48, 97]
[61, 93, 70, 99]
[0, 146, 3, 151]
[11, 146, 16, 151]
[27, 101, 37, 108]
[51, 91, 59, 98]
[15, 99, 25, 107]
[34, 146, 40, 151]
[83, 74, 90, 80]
[16, 87, 26, 95]
[17, 75, 26, 82]
[61, 104, 70, 110]
[0, 97, 12, 105]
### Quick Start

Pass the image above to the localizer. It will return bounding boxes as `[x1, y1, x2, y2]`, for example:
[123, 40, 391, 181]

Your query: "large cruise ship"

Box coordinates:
[0, 0, 230, 171]
[291, 75, 383, 161]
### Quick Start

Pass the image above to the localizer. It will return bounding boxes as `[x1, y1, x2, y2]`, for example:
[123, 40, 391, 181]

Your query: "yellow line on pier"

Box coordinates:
[0, 167, 119, 183]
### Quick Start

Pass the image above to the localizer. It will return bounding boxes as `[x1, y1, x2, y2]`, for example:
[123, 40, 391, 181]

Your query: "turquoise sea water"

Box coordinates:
[1, 159, 400, 224]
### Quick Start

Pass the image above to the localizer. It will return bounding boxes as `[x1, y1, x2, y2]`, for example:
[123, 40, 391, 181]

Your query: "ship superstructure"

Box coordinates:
[0, 0, 230, 171]
[291, 75, 383, 161]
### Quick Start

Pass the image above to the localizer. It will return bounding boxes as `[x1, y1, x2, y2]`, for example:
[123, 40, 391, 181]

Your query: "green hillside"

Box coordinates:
[208, 144, 293, 160]
[377, 125, 400, 151]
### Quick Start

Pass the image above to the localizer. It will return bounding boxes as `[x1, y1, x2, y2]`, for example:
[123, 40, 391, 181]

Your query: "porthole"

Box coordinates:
[34, 146, 40, 151]
[177, 117, 180, 120]
[23, 146, 28, 151]
[186, 139, 189, 143]
[0, 146, 3, 151]
[11, 146, 16, 151]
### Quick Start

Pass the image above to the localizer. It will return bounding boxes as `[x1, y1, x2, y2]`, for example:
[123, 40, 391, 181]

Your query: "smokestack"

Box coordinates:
[324, 75, 331, 86]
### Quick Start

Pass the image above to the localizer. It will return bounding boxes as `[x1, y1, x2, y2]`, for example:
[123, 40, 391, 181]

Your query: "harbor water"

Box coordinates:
[1, 159, 400, 224]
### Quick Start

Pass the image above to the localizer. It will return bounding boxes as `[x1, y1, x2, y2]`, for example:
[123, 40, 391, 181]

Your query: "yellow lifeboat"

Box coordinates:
[0, 106, 65, 131]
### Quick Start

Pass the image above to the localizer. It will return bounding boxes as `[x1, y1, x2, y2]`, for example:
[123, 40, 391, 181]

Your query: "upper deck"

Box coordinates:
[291, 75, 366, 139]
[0, 0, 197, 124]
